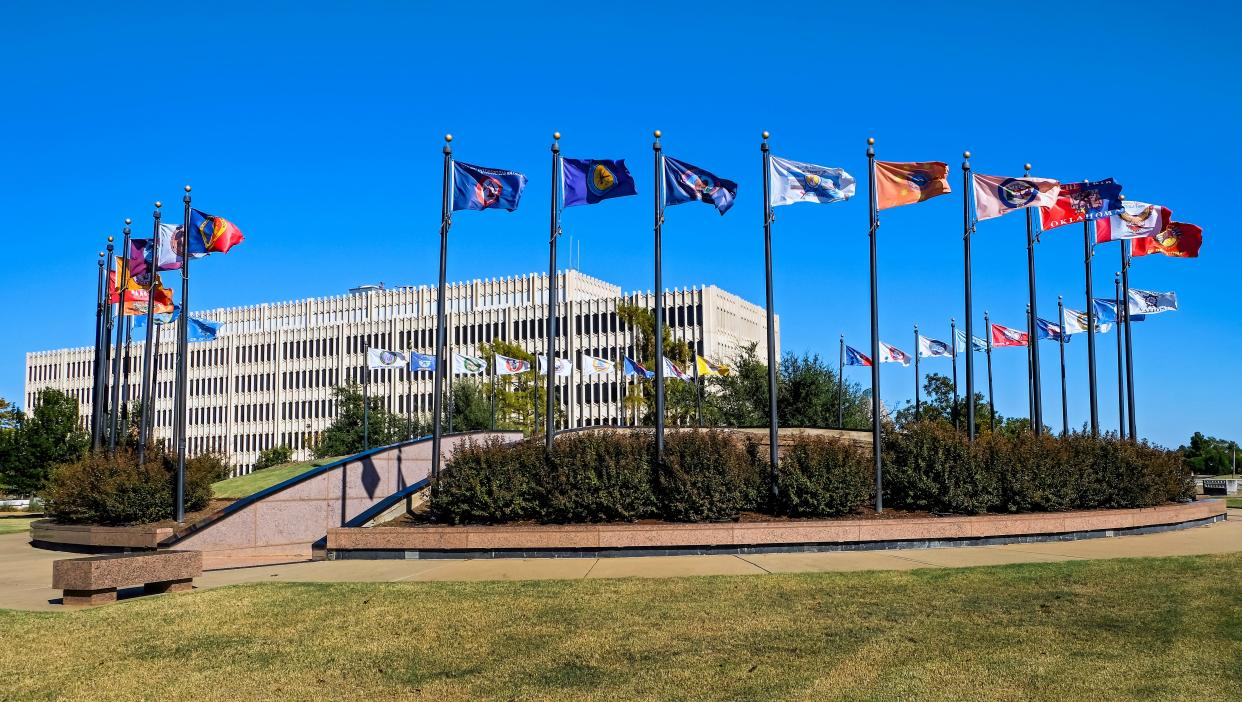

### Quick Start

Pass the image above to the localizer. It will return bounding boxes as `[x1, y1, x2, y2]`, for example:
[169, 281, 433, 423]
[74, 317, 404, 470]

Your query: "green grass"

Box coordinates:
[210, 457, 345, 500]
[1, 554, 1239, 701]
[0, 517, 36, 536]
[1228, 498, 1242, 509]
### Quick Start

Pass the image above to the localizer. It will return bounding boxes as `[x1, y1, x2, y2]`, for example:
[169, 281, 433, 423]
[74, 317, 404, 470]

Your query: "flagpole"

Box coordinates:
[109, 222, 132, 451]
[654, 130, 668, 463]
[1024, 164, 1043, 435]
[867, 137, 882, 512]
[430, 134, 452, 480]
[363, 346, 370, 450]
[1083, 217, 1099, 436]
[546, 132, 561, 450]
[950, 318, 959, 431]
[693, 326, 703, 428]
[1114, 273, 1125, 439]
[137, 203, 162, 462]
[91, 251, 107, 451]
[406, 364, 413, 439]
[913, 324, 920, 421]
[962, 151, 976, 442]
[985, 310, 994, 434]
[1026, 303, 1034, 426]
[1121, 240, 1137, 440]
[490, 360, 497, 431]
[173, 185, 192, 524]
[100, 237, 115, 450]
[149, 322, 162, 446]
[837, 335, 844, 429]
[1058, 296, 1069, 437]
[762, 131, 779, 500]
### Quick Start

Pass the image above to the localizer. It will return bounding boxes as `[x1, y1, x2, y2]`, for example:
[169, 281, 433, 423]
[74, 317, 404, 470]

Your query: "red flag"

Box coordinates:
[990, 323, 1028, 348]
[1132, 222, 1202, 258]
[1095, 202, 1172, 243]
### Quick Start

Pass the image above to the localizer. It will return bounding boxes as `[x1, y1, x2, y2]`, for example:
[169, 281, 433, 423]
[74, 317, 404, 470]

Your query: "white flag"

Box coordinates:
[769, 156, 856, 207]
[917, 335, 952, 358]
[367, 348, 407, 370]
[494, 354, 531, 376]
[1062, 308, 1113, 335]
[452, 354, 486, 375]
[579, 354, 615, 376]
[972, 173, 1060, 221]
[878, 342, 911, 366]
[663, 356, 691, 380]
[1127, 288, 1177, 314]
[537, 355, 573, 377]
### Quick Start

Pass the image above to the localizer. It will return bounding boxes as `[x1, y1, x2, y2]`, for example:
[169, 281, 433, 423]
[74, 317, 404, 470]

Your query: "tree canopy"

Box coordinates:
[0, 390, 89, 496]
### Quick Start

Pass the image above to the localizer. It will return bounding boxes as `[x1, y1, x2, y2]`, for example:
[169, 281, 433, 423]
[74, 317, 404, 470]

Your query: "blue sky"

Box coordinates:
[2, 1, 1237, 448]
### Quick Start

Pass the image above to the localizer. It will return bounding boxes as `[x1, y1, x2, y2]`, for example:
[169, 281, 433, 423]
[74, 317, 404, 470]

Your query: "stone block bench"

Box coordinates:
[52, 550, 202, 606]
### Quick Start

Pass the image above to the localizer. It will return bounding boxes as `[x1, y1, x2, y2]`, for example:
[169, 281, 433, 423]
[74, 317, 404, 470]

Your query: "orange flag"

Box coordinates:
[874, 161, 951, 210]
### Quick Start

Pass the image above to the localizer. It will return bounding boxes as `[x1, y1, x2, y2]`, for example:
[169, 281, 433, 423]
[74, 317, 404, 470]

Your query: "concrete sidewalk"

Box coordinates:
[2, 511, 1238, 612]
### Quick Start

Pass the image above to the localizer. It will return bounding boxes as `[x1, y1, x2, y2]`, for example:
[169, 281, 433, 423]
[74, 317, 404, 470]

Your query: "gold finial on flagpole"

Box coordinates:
[867, 137, 875, 145]
[553, 132, 560, 141]
[444, 134, 453, 143]
[763, 131, 771, 140]
[654, 129, 662, 139]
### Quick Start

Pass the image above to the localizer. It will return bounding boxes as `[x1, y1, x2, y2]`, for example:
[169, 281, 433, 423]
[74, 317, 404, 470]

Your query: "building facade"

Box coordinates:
[24, 270, 777, 475]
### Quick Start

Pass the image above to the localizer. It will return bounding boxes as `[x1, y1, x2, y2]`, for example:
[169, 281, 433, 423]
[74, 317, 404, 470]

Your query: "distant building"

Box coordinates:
[24, 270, 776, 474]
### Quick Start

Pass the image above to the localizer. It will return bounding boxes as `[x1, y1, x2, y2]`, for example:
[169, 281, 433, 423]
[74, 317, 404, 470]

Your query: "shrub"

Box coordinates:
[254, 445, 293, 471]
[542, 431, 657, 523]
[429, 437, 545, 525]
[883, 421, 999, 514]
[654, 430, 763, 522]
[772, 435, 871, 517]
[42, 446, 228, 525]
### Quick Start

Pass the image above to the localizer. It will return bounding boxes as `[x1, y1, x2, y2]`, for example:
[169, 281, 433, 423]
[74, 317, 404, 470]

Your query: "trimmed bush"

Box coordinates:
[883, 421, 999, 514]
[655, 430, 764, 522]
[542, 431, 657, 523]
[254, 445, 293, 472]
[42, 446, 229, 526]
[772, 435, 871, 517]
[429, 437, 545, 525]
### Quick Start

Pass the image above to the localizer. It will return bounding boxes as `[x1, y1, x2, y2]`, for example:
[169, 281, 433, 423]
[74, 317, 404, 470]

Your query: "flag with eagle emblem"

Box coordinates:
[1095, 200, 1171, 243]
[663, 156, 737, 215]
[972, 173, 1060, 220]
[1132, 221, 1202, 258]
[562, 158, 637, 207]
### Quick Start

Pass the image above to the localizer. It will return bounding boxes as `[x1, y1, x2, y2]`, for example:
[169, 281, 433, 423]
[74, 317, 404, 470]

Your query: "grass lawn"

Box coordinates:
[0, 517, 36, 536]
[1228, 498, 1242, 509]
[210, 457, 345, 499]
[1, 555, 1239, 701]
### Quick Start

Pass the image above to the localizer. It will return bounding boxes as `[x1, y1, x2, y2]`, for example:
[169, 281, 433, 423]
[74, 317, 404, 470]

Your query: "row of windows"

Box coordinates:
[283, 337, 336, 360]
[284, 368, 339, 390]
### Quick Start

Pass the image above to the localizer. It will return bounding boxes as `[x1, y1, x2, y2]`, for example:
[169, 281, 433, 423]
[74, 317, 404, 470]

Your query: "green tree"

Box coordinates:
[314, 382, 405, 458]
[616, 302, 696, 424]
[1181, 432, 1239, 475]
[1, 390, 89, 496]
[708, 344, 871, 430]
[447, 379, 492, 432]
[477, 340, 561, 435]
[894, 372, 1002, 434]
[254, 445, 293, 471]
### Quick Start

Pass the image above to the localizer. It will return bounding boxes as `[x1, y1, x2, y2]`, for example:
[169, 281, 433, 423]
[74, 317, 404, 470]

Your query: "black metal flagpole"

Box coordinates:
[654, 130, 668, 463]
[913, 324, 920, 420]
[1121, 240, 1137, 440]
[693, 317, 703, 428]
[121, 230, 134, 441]
[91, 251, 107, 450]
[1026, 303, 1034, 426]
[109, 222, 132, 451]
[101, 237, 115, 449]
[962, 152, 976, 441]
[1058, 296, 1069, 437]
[761, 131, 779, 499]
[1115, 273, 1125, 439]
[138, 202, 161, 463]
[173, 185, 191, 523]
[1024, 164, 1043, 435]
[1083, 217, 1099, 436]
[985, 310, 994, 434]
[430, 135, 452, 479]
[546, 132, 561, 450]
[951, 318, 959, 431]
[867, 137, 882, 511]
[837, 334, 844, 429]
[490, 360, 497, 431]
[363, 346, 370, 450]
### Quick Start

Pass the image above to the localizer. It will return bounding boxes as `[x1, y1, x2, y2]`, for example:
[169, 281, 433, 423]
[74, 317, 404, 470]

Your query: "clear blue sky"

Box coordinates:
[2, 1, 1237, 448]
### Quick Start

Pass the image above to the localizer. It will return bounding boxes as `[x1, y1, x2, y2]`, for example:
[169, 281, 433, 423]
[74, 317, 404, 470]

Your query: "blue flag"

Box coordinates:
[954, 329, 988, 353]
[623, 356, 653, 378]
[1091, 298, 1119, 324]
[663, 156, 737, 215]
[844, 346, 872, 367]
[452, 161, 527, 212]
[409, 352, 437, 372]
[1035, 318, 1071, 342]
[187, 317, 220, 342]
[562, 158, 637, 207]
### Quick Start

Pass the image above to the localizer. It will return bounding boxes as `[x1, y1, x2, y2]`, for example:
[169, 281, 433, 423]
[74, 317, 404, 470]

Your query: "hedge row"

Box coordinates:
[431, 423, 1193, 525]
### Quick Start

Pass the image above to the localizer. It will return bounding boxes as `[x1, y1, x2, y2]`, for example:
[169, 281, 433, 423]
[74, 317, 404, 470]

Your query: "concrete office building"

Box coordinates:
[24, 270, 777, 475]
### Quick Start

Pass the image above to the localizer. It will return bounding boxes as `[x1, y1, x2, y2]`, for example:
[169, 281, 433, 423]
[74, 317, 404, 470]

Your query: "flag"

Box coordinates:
[874, 161, 951, 210]
[1038, 178, 1124, 231]
[132, 308, 177, 340]
[538, 355, 573, 377]
[1035, 318, 1070, 342]
[695, 356, 729, 376]
[1127, 288, 1177, 314]
[580, 354, 616, 376]
[844, 345, 872, 366]
[562, 158, 637, 207]
[409, 352, 437, 372]
[663, 156, 737, 215]
[120, 277, 175, 317]
[128, 228, 182, 282]
[109, 256, 144, 304]
[452, 354, 487, 375]
[367, 348, 407, 370]
[1095, 201, 1171, 243]
[879, 342, 910, 366]
[187, 317, 220, 342]
[1092, 298, 1119, 324]
[917, 335, 953, 358]
[494, 354, 531, 375]
[1063, 308, 1113, 335]
[187, 209, 245, 255]
[623, 356, 654, 378]
[452, 161, 527, 212]
[1132, 222, 1202, 258]
[954, 329, 988, 352]
[769, 156, 855, 206]
[971, 174, 1060, 221]
[990, 323, 1028, 348]
[663, 356, 691, 380]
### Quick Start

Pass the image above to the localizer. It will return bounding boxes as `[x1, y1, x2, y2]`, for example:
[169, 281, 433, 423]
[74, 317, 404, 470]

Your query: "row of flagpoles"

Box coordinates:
[429, 132, 1203, 512]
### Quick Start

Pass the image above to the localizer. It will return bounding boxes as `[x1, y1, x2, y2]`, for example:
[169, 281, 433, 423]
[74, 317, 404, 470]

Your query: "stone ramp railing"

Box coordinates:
[164, 431, 523, 567]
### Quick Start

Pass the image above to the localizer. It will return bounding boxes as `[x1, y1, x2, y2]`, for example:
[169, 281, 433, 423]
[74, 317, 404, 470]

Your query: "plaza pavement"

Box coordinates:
[2, 509, 1238, 613]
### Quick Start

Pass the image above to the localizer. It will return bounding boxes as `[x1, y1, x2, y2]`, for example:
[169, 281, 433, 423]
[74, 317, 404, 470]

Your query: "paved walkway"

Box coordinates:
[3, 511, 1239, 612]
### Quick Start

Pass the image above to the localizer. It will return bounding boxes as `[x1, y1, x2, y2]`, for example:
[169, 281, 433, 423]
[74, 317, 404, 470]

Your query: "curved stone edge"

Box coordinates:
[326, 500, 1228, 560]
